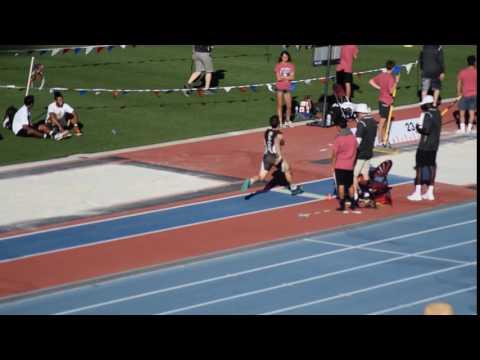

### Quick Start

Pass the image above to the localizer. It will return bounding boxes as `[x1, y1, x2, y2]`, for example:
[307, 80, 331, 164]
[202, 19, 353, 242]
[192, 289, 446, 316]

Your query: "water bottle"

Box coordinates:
[326, 114, 332, 127]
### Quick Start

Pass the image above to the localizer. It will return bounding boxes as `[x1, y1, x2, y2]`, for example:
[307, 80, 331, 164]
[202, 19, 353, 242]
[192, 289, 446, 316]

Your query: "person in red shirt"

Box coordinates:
[369, 60, 399, 146]
[331, 117, 358, 211]
[457, 55, 477, 134]
[275, 51, 296, 128]
[336, 45, 359, 100]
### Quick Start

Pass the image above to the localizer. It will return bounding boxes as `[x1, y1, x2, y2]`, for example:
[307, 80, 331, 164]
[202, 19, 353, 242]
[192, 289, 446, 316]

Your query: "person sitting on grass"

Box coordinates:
[46, 91, 82, 137]
[11, 95, 53, 140]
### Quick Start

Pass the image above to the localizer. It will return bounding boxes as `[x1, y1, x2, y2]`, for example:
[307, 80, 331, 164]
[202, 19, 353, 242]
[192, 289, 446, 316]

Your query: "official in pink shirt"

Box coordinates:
[369, 60, 398, 146]
[332, 118, 358, 211]
[336, 45, 359, 100]
[275, 51, 296, 128]
[457, 55, 477, 134]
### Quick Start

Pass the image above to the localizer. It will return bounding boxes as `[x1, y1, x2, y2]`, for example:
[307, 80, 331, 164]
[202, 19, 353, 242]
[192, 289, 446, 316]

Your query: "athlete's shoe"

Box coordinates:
[407, 193, 422, 201]
[241, 179, 251, 192]
[291, 186, 304, 196]
[422, 193, 435, 201]
[456, 128, 466, 135]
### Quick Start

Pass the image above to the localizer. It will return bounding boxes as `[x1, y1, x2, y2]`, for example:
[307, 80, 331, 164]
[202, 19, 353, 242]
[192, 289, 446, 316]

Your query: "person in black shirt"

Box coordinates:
[353, 103, 377, 200]
[184, 45, 214, 94]
[419, 45, 445, 107]
[408, 95, 442, 201]
[241, 115, 304, 195]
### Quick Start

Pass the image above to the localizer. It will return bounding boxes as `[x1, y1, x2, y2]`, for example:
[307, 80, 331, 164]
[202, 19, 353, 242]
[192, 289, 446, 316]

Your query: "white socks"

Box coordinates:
[413, 185, 422, 196]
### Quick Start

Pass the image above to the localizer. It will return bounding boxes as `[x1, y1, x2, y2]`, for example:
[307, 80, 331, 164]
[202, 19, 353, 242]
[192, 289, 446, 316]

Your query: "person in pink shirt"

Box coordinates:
[275, 51, 296, 128]
[457, 55, 477, 134]
[369, 60, 399, 146]
[331, 118, 358, 211]
[336, 45, 359, 100]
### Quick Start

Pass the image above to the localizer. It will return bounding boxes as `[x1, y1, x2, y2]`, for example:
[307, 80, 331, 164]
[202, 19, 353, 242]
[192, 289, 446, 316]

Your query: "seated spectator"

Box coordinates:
[46, 91, 82, 137]
[11, 96, 53, 140]
[296, 95, 313, 120]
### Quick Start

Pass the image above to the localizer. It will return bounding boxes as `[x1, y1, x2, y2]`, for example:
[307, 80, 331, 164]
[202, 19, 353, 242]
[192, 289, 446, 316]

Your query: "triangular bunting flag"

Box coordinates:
[95, 91, 101, 95]
[85, 47, 95, 55]
[239, 87, 247, 93]
[107, 46, 113, 53]
[121, 90, 128, 95]
[96, 47, 105, 53]
[112, 91, 119, 98]
[250, 85, 257, 92]
[266, 84, 274, 93]
[120, 45, 127, 49]
[79, 90, 87, 96]
[153, 90, 160, 96]
[62, 48, 71, 55]
[51, 48, 61, 56]
[320, 78, 326, 84]
[289, 83, 297, 92]
[224, 87, 233, 93]
[74, 48, 81, 55]
[404, 63, 414, 75]
[197, 89, 204, 97]
[305, 79, 312, 85]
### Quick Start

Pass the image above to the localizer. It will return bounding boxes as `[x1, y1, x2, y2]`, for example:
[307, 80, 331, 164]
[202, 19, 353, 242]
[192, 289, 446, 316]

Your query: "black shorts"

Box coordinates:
[416, 149, 437, 167]
[379, 102, 391, 119]
[335, 169, 354, 189]
[262, 153, 280, 172]
[336, 70, 353, 85]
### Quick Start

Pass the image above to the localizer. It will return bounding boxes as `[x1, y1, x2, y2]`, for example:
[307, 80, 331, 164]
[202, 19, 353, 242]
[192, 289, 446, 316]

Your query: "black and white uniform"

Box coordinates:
[261, 128, 284, 172]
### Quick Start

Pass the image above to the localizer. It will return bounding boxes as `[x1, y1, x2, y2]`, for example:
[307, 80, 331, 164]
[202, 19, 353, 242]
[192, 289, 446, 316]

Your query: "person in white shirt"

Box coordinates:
[46, 91, 82, 136]
[12, 96, 51, 139]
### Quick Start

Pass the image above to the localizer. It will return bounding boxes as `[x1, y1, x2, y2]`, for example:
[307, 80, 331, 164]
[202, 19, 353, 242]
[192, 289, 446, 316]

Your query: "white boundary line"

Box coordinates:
[53, 220, 476, 315]
[303, 239, 475, 265]
[367, 286, 477, 315]
[158, 245, 476, 315]
[261, 262, 476, 315]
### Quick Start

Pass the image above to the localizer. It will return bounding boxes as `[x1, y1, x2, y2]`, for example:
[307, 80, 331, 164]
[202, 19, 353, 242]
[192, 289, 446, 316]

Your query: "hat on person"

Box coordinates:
[355, 103, 371, 114]
[420, 95, 434, 106]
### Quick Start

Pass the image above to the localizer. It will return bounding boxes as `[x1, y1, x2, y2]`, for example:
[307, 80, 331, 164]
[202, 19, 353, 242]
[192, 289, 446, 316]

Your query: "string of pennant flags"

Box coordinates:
[0, 61, 417, 98]
[2, 45, 128, 56]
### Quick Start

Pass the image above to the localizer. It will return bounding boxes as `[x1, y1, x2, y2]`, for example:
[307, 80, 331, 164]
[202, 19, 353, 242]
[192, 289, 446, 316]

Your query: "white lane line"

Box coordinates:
[261, 262, 476, 315]
[367, 286, 477, 315]
[304, 238, 476, 265]
[53, 219, 476, 315]
[273, 188, 328, 200]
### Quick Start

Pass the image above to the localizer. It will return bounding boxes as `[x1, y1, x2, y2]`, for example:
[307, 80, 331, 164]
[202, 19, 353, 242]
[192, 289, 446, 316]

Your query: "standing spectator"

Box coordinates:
[331, 117, 358, 211]
[11, 95, 52, 140]
[184, 45, 214, 94]
[336, 45, 359, 100]
[419, 45, 445, 107]
[369, 60, 399, 147]
[353, 103, 378, 200]
[407, 95, 442, 201]
[275, 51, 296, 128]
[457, 55, 477, 134]
[46, 91, 82, 137]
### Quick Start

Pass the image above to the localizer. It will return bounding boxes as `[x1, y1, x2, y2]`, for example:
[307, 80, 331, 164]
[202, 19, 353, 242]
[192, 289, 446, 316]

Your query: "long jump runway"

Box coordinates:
[0, 201, 475, 315]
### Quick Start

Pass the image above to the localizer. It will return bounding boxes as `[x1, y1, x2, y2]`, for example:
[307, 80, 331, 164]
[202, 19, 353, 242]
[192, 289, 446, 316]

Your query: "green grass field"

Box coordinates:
[0, 45, 476, 166]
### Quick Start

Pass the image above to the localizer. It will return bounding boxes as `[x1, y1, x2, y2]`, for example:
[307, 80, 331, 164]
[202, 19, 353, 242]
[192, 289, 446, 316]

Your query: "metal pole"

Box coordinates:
[25, 56, 35, 97]
[322, 45, 332, 122]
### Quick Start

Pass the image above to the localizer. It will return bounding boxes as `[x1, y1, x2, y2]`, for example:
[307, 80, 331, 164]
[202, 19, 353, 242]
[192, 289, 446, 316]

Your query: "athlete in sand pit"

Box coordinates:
[241, 115, 304, 196]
